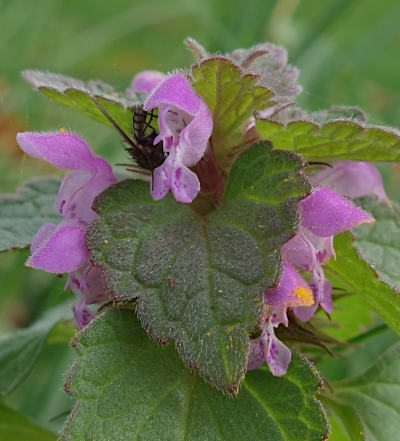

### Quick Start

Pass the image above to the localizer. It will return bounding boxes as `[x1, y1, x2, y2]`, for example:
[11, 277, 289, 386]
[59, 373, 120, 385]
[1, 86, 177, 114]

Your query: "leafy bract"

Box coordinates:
[0, 178, 61, 252]
[23, 70, 136, 134]
[0, 404, 56, 441]
[0, 300, 74, 396]
[86, 142, 309, 391]
[191, 58, 275, 169]
[352, 197, 400, 291]
[63, 309, 328, 441]
[255, 118, 400, 162]
[325, 342, 400, 441]
[325, 231, 400, 335]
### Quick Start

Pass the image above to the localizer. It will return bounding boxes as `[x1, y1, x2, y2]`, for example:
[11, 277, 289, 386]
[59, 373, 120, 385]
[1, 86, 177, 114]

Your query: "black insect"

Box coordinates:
[92, 98, 165, 175]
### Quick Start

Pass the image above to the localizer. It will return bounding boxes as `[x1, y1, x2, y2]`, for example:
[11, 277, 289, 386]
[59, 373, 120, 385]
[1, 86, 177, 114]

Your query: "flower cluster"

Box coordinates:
[17, 45, 387, 379]
[17, 131, 116, 328]
[247, 162, 386, 376]
[17, 73, 212, 328]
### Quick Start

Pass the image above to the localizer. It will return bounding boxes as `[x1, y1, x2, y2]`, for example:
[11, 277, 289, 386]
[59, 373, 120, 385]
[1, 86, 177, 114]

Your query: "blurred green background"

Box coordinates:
[1, 0, 400, 437]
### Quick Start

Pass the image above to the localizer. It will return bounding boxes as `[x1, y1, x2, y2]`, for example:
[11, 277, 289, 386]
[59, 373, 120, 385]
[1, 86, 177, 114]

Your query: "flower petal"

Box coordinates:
[300, 188, 374, 237]
[294, 265, 332, 321]
[18, 131, 116, 227]
[170, 162, 200, 203]
[145, 74, 204, 115]
[302, 228, 336, 265]
[247, 339, 265, 371]
[311, 161, 387, 202]
[66, 264, 109, 305]
[17, 132, 102, 171]
[247, 321, 292, 376]
[282, 231, 317, 271]
[72, 298, 95, 329]
[265, 260, 314, 308]
[129, 70, 165, 94]
[27, 225, 89, 273]
[265, 326, 292, 376]
[151, 160, 171, 201]
[144, 74, 213, 166]
[151, 153, 201, 203]
[56, 170, 115, 225]
[31, 223, 57, 254]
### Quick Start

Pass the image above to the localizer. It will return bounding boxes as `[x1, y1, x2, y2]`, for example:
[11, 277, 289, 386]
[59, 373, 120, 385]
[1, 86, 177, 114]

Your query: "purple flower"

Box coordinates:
[67, 264, 109, 328]
[310, 161, 387, 202]
[16, 131, 116, 327]
[248, 261, 314, 376]
[249, 188, 374, 376]
[129, 70, 165, 95]
[143, 74, 213, 203]
[282, 188, 373, 322]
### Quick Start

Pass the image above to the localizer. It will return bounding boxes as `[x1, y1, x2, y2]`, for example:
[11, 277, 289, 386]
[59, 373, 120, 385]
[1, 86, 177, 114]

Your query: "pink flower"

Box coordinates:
[16, 131, 116, 328]
[142, 74, 213, 203]
[247, 261, 314, 376]
[129, 70, 165, 95]
[249, 188, 374, 376]
[310, 161, 387, 202]
[285, 188, 373, 322]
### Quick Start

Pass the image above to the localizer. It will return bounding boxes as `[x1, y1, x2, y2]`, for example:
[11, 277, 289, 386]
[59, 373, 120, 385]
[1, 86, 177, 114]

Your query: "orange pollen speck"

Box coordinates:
[292, 286, 314, 306]
[59, 127, 67, 133]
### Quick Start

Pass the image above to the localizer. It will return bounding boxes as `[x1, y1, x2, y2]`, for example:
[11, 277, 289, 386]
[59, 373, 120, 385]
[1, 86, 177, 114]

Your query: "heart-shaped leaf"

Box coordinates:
[62, 308, 328, 441]
[86, 142, 309, 391]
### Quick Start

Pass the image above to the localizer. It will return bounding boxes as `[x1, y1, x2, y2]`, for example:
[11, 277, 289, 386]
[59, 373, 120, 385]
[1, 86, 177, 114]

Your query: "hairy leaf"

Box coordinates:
[0, 301, 73, 396]
[352, 197, 400, 291]
[0, 404, 56, 441]
[191, 58, 275, 169]
[86, 142, 309, 391]
[23, 70, 136, 134]
[62, 309, 328, 441]
[325, 343, 400, 441]
[0, 178, 61, 252]
[325, 231, 400, 335]
[256, 118, 400, 162]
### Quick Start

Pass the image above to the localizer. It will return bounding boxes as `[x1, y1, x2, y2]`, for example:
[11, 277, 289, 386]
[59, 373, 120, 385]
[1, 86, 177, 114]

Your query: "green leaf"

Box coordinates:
[23, 70, 136, 134]
[352, 197, 400, 291]
[191, 58, 275, 169]
[0, 178, 61, 252]
[0, 404, 56, 441]
[319, 395, 365, 441]
[325, 231, 400, 335]
[0, 301, 73, 396]
[62, 309, 328, 441]
[255, 118, 400, 162]
[325, 342, 400, 441]
[86, 142, 309, 391]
